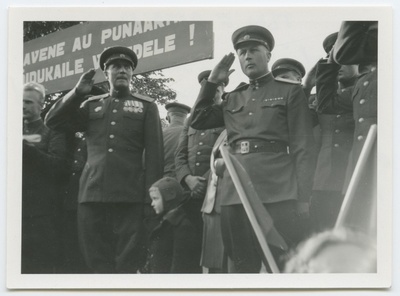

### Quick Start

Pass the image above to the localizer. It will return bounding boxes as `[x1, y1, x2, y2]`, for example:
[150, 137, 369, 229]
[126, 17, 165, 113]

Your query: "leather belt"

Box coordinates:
[232, 139, 288, 154]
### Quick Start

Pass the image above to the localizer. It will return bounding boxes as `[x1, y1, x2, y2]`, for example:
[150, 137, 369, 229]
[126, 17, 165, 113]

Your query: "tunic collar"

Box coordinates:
[249, 72, 273, 88]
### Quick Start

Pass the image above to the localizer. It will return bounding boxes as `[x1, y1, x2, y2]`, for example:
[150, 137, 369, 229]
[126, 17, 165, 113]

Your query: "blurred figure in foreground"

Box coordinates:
[284, 228, 376, 273]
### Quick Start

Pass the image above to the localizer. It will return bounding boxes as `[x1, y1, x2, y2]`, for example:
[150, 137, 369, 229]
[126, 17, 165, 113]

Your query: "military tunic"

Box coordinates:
[175, 121, 224, 191]
[314, 62, 355, 192]
[45, 89, 164, 273]
[45, 91, 164, 204]
[191, 74, 316, 205]
[163, 123, 184, 178]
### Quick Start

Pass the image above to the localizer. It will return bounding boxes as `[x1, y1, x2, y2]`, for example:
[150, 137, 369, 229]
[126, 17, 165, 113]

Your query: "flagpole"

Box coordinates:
[220, 145, 280, 273]
[335, 124, 377, 228]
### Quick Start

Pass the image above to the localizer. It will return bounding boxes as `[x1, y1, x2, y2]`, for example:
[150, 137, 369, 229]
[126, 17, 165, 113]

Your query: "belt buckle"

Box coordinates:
[240, 141, 250, 154]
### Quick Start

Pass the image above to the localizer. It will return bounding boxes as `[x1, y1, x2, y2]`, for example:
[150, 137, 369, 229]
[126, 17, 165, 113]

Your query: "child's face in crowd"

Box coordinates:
[150, 187, 164, 215]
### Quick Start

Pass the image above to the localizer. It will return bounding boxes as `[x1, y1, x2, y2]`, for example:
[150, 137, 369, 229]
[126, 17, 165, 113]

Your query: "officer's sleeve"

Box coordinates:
[174, 120, 192, 187]
[190, 81, 225, 130]
[23, 129, 68, 178]
[45, 89, 88, 132]
[144, 102, 164, 200]
[316, 61, 353, 114]
[332, 21, 378, 65]
[287, 85, 317, 203]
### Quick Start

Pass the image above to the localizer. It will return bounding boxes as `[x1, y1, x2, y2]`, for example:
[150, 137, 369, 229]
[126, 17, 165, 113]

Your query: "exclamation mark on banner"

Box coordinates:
[190, 24, 195, 46]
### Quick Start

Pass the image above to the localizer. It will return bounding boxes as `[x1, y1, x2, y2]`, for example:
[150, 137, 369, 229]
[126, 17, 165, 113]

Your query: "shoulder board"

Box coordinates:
[132, 92, 155, 103]
[85, 93, 110, 101]
[230, 82, 249, 93]
[274, 77, 301, 85]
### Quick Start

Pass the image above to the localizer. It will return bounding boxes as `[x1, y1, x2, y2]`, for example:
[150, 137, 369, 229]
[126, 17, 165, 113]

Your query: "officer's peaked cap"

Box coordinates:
[272, 58, 306, 78]
[165, 102, 191, 114]
[99, 46, 138, 71]
[323, 32, 338, 54]
[232, 25, 275, 51]
[197, 70, 229, 86]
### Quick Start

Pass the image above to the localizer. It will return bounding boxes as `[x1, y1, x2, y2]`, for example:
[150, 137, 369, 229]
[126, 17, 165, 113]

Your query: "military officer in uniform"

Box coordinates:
[174, 70, 226, 272]
[311, 32, 359, 232]
[22, 82, 67, 273]
[45, 46, 164, 273]
[271, 58, 306, 84]
[162, 102, 191, 178]
[331, 21, 378, 235]
[190, 25, 316, 272]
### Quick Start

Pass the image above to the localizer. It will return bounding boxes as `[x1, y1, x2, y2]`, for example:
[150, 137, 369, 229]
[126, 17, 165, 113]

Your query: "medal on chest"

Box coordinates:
[124, 100, 143, 113]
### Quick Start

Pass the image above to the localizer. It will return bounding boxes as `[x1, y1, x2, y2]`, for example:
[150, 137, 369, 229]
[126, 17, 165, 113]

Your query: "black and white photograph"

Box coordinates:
[5, 3, 395, 292]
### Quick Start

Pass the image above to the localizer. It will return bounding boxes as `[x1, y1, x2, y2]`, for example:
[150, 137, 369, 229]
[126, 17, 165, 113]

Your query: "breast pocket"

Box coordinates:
[123, 112, 144, 134]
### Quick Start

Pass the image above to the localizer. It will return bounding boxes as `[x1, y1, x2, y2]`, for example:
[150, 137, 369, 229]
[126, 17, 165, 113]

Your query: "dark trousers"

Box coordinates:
[77, 203, 144, 273]
[220, 201, 308, 273]
[21, 215, 58, 274]
[58, 209, 90, 273]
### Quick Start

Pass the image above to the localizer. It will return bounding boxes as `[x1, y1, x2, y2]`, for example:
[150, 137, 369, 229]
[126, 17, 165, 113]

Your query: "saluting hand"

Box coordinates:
[208, 53, 236, 85]
[75, 69, 96, 96]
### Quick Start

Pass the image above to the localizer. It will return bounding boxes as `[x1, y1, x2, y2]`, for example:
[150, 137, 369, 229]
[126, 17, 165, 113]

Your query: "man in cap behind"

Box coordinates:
[162, 101, 191, 178]
[175, 70, 226, 272]
[310, 32, 358, 232]
[271, 58, 306, 84]
[190, 25, 316, 272]
[45, 46, 164, 273]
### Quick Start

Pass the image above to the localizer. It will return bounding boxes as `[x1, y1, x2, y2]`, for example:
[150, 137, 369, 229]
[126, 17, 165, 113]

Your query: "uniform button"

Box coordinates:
[113, 109, 118, 113]
[109, 134, 115, 139]
[197, 151, 201, 155]
[371, 67, 376, 72]
[115, 99, 119, 103]
[360, 99, 366, 105]
[74, 160, 78, 163]
[200, 132, 205, 136]
[232, 109, 236, 112]
[108, 148, 114, 152]
[111, 121, 116, 125]
[363, 81, 369, 86]
[249, 112, 253, 116]
[358, 118, 365, 123]
[195, 163, 200, 166]
[336, 115, 341, 118]
[252, 98, 256, 102]
[199, 142, 203, 146]
[334, 144, 340, 148]
[357, 136, 364, 141]
[335, 129, 340, 133]
[82, 137, 86, 141]
[72, 172, 76, 176]
[77, 148, 81, 152]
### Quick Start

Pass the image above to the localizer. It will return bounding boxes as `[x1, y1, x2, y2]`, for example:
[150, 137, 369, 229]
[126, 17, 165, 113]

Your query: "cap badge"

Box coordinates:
[120, 54, 126, 58]
[243, 35, 250, 40]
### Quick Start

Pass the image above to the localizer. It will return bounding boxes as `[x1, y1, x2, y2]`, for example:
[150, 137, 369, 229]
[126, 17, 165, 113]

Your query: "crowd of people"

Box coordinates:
[22, 21, 377, 274]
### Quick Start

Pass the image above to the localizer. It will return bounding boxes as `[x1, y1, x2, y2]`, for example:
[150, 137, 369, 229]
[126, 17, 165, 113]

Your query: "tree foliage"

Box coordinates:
[24, 21, 177, 110]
